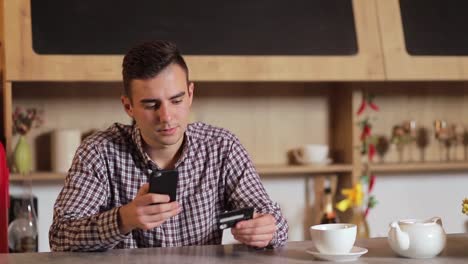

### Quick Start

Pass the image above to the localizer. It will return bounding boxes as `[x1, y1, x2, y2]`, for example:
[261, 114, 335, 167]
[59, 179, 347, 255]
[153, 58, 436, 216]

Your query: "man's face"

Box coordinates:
[121, 63, 194, 151]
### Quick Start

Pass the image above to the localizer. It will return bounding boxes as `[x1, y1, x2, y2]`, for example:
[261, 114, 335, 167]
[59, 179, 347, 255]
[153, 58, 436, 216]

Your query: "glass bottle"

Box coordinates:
[351, 207, 369, 239]
[320, 187, 339, 224]
[8, 182, 38, 252]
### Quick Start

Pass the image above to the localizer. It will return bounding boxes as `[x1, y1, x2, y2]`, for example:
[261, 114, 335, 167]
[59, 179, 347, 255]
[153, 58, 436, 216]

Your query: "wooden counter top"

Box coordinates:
[2, 234, 467, 263]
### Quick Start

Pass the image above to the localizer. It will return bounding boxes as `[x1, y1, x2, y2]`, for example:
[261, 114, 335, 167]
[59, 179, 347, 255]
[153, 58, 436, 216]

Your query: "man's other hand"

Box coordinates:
[231, 213, 277, 248]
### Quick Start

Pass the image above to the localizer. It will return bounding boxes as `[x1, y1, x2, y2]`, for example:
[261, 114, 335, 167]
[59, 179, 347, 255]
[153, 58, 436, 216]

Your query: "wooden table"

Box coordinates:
[1, 234, 467, 263]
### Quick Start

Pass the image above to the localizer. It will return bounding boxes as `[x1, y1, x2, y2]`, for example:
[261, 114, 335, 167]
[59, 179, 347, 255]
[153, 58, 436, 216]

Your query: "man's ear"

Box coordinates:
[187, 82, 194, 107]
[121, 95, 134, 118]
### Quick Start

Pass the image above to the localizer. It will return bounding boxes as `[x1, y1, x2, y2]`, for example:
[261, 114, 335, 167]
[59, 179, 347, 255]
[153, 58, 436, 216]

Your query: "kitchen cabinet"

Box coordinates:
[3, 1, 468, 179]
[3, 0, 385, 82]
[3, 1, 468, 182]
[376, 0, 468, 80]
[1, 0, 385, 173]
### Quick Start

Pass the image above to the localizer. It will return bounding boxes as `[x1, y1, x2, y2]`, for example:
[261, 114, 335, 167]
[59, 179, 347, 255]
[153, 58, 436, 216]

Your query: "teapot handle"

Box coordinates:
[429, 216, 443, 227]
[291, 149, 305, 164]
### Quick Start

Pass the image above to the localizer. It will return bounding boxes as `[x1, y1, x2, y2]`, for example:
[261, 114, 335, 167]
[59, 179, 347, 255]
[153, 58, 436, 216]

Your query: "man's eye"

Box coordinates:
[172, 99, 183, 104]
[143, 103, 159, 110]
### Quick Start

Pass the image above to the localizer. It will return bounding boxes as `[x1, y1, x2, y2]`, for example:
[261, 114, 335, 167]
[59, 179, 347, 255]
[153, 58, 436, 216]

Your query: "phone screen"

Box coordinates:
[149, 169, 178, 202]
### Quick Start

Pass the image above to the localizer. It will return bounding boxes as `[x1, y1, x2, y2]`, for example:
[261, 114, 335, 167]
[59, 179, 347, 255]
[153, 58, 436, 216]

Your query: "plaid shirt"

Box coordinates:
[49, 122, 288, 251]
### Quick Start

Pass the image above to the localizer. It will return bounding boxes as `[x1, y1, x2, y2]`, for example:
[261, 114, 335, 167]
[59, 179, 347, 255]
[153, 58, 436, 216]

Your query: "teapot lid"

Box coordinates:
[398, 217, 440, 226]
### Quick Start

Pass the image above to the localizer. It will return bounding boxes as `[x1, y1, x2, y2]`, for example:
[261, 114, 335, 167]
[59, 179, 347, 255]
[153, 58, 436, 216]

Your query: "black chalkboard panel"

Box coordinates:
[400, 0, 468, 56]
[31, 0, 358, 55]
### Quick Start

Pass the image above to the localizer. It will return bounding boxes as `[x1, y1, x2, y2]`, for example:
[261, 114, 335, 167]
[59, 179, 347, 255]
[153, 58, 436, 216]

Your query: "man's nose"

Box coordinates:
[158, 103, 172, 122]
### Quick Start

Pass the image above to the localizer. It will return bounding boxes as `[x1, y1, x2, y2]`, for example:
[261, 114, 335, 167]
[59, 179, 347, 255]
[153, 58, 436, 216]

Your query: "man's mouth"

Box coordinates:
[157, 126, 177, 135]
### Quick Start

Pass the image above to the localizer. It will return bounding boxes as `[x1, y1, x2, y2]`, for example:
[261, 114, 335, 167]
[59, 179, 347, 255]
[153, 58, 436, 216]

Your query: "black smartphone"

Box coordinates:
[149, 169, 178, 202]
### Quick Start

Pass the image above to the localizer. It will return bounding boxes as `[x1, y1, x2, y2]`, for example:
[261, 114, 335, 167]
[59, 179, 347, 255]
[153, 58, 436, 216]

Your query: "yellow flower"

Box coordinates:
[463, 198, 468, 215]
[336, 184, 364, 212]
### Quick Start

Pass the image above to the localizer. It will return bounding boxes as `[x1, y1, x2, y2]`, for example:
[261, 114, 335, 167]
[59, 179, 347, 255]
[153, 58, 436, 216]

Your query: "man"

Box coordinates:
[49, 40, 288, 251]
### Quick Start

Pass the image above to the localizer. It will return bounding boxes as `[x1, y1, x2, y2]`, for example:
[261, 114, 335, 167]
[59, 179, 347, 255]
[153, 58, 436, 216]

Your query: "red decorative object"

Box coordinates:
[368, 175, 376, 193]
[357, 93, 379, 116]
[357, 100, 367, 115]
[360, 123, 372, 141]
[357, 92, 379, 219]
[368, 143, 376, 161]
[0, 142, 9, 253]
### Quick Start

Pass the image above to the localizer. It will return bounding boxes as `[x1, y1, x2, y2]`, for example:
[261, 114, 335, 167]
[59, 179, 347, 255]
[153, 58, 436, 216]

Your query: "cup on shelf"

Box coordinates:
[291, 144, 331, 165]
[310, 223, 357, 254]
[51, 129, 81, 173]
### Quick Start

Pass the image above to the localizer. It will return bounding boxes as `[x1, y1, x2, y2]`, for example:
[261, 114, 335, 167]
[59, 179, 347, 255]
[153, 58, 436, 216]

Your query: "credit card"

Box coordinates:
[218, 206, 254, 230]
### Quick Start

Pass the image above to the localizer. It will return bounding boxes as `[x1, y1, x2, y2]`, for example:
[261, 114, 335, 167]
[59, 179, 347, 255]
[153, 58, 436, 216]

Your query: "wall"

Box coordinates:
[368, 172, 468, 237]
[11, 82, 330, 169]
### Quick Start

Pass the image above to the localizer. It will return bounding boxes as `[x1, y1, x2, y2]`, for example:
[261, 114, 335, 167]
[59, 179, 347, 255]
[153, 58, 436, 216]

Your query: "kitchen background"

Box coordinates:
[3, 0, 468, 252]
[9, 82, 468, 251]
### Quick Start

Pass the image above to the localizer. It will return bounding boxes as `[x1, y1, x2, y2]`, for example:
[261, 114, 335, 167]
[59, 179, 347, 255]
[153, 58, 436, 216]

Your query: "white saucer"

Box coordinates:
[306, 246, 368, 262]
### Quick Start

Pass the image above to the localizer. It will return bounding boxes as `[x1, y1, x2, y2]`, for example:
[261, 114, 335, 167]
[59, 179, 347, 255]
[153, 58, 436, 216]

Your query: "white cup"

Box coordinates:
[293, 144, 329, 164]
[310, 223, 357, 254]
[51, 129, 82, 173]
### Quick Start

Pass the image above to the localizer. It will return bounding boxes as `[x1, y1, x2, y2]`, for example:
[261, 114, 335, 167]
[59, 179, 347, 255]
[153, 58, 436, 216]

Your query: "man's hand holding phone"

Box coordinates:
[118, 183, 181, 234]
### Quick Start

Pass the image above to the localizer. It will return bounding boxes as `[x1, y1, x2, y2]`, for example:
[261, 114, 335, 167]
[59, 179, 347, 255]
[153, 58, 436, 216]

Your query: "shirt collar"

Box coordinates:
[131, 124, 192, 169]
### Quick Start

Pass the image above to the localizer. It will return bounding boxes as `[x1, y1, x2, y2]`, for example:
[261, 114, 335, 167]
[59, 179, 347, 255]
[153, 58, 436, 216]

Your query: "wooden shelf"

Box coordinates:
[11, 162, 468, 181]
[256, 164, 353, 176]
[371, 162, 468, 173]
[9, 164, 354, 182]
[10, 172, 66, 182]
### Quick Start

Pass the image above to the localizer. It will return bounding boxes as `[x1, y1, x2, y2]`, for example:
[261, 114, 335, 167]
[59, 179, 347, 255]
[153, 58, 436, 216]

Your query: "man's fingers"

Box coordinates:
[235, 214, 276, 229]
[229, 213, 277, 248]
[142, 207, 180, 223]
[232, 233, 273, 243]
[139, 201, 180, 215]
[122, 185, 181, 232]
[135, 193, 171, 206]
[234, 232, 273, 248]
[231, 223, 276, 236]
[137, 183, 150, 196]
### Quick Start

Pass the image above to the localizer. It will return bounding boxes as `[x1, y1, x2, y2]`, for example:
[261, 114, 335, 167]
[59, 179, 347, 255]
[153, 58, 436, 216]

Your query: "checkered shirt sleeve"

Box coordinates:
[223, 135, 288, 248]
[49, 139, 127, 251]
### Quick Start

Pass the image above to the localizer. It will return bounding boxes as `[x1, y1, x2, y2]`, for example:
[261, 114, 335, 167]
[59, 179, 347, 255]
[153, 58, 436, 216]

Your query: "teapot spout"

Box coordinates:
[390, 221, 410, 251]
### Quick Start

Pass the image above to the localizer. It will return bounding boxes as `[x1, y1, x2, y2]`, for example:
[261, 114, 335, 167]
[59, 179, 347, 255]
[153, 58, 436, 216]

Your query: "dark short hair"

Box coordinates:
[122, 40, 189, 100]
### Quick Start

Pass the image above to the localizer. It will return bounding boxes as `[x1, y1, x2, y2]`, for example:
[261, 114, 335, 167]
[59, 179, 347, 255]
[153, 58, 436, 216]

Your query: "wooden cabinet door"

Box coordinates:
[4, 0, 384, 81]
[4, 0, 122, 81]
[377, 0, 468, 80]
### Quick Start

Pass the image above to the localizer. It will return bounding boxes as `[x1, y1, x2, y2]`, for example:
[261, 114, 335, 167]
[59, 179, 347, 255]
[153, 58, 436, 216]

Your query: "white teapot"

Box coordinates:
[388, 217, 446, 259]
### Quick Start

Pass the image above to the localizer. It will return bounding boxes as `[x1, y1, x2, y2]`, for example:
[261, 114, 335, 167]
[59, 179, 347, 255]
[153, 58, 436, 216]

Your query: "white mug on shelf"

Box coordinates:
[51, 129, 81, 173]
[292, 144, 331, 165]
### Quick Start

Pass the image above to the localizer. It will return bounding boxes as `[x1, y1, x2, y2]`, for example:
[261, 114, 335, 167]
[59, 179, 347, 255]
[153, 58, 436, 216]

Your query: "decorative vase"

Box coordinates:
[13, 135, 32, 174]
[351, 207, 370, 239]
